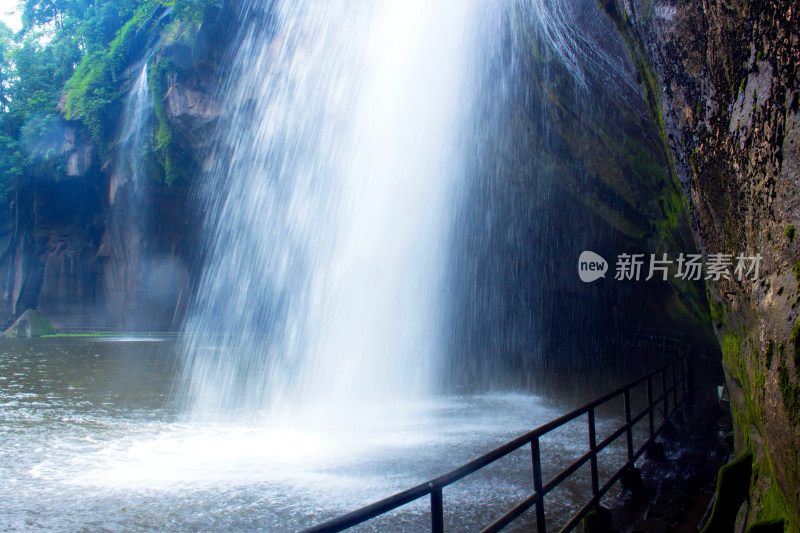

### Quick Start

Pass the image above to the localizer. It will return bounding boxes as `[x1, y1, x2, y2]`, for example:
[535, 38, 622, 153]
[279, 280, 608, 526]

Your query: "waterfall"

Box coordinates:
[105, 62, 153, 326]
[112, 63, 152, 202]
[178, 0, 503, 420]
[177, 0, 595, 421]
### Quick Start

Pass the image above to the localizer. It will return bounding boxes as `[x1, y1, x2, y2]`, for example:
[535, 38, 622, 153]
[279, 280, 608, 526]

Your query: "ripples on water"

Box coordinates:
[0, 338, 645, 531]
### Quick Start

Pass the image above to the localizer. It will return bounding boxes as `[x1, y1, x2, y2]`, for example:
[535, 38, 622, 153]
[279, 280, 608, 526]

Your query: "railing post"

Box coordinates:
[623, 389, 633, 462]
[661, 368, 669, 419]
[647, 375, 655, 441]
[588, 407, 599, 496]
[430, 484, 443, 533]
[685, 356, 690, 397]
[671, 361, 678, 411]
[682, 356, 688, 400]
[531, 436, 546, 533]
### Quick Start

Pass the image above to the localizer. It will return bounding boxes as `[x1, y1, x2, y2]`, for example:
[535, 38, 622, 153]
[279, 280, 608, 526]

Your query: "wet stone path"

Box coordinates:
[608, 399, 729, 533]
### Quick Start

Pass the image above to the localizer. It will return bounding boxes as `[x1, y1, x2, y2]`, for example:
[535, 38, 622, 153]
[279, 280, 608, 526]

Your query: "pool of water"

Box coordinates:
[0, 338, 652, 531]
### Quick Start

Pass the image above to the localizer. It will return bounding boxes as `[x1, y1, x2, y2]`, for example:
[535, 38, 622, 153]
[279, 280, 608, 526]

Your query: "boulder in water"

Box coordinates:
[1, 309, 56, 337]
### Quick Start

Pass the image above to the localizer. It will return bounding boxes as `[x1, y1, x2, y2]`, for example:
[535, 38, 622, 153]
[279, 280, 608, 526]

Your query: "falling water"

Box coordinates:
[104, 62, 154, 326]
[179, 0, 502, 419]
[0, 1, 671, 529]
[177, 0, 604, 423]
[112, 63, 152, 202]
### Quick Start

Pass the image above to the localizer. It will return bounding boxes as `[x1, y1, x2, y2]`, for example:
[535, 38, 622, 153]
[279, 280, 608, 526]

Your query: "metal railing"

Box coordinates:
[621, 328, 687, 358]
[303, 355, 688, 533]
[50, 323, 179, 335]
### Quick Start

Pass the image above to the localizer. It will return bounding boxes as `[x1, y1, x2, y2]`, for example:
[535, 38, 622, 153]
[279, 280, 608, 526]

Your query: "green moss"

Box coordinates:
[753, 475, 790, 530]
[785, 225, 795, 243]
[597, 0, 684, 207]
[701, 451, 753, 533]
[724, 334, 741, 361]
[689, 147, 700, 176]
[745, 520, 786, 533]
[791, 321, 800, 369]
[766, 339, 775, 369]
[147, 59, 174, 184]
[731, 400, 751, 448]
[147, 57, 191, 186]
[792, 262, 800, 286]
[1, 309, 55, 337]
[581, 505, 613, 532]
[709, 292, 724, 328]
[778, 364, 800, 426]
[787, 440, 799, 489]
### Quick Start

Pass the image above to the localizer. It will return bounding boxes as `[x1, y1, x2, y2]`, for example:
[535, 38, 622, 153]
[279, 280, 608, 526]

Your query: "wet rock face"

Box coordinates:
[0, 17, 225, 329]
[607, 0, 800, 526]
[164, 66, 220, 152]
[63, 125, 94, 177]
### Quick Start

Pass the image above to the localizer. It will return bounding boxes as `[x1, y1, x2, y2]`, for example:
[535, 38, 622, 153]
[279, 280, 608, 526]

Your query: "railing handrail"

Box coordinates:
[50, 323, 179, 334]
[303, 354, 688, 533]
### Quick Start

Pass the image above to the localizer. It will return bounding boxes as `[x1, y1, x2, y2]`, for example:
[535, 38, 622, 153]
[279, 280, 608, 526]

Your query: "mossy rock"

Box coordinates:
[701, 451, 753, 533]
[1, 309, 56, 337]
[581, 505, 613, 533]
[746, 519, 786, 533]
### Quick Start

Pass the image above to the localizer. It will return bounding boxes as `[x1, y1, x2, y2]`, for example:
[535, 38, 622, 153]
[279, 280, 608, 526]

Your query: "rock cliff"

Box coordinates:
[603, 0, 800, 527]
[0, 7, 228, 330]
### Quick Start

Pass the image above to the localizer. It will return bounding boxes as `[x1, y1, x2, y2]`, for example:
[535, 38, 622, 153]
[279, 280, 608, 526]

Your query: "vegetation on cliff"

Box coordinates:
[0, 0, 218, 204]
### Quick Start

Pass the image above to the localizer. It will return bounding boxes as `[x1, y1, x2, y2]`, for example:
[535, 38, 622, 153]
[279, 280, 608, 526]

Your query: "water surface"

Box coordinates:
[1, 338, 652, 531]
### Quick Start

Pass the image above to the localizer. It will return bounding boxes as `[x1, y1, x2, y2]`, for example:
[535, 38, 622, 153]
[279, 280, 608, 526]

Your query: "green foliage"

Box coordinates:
[62, 2, 159, 154]
[0, 134, 24, 203]
[148, 58, 179, 185]
[168, 0, 221, 25]
[785, 224, 795, 243]
[0, 21, 13, 113]
[0, 0, 143, 201]
[0, 0, 219, 200]
[20, 114, 63, 161]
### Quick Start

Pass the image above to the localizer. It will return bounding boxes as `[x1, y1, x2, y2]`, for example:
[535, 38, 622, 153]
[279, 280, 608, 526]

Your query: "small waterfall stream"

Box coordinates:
[113, 63, 152, 201]
[105, 62, 153, 326]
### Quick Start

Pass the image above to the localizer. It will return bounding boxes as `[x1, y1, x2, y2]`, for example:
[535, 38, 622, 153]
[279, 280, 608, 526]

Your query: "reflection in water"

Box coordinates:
[0, 338, 652, 531]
